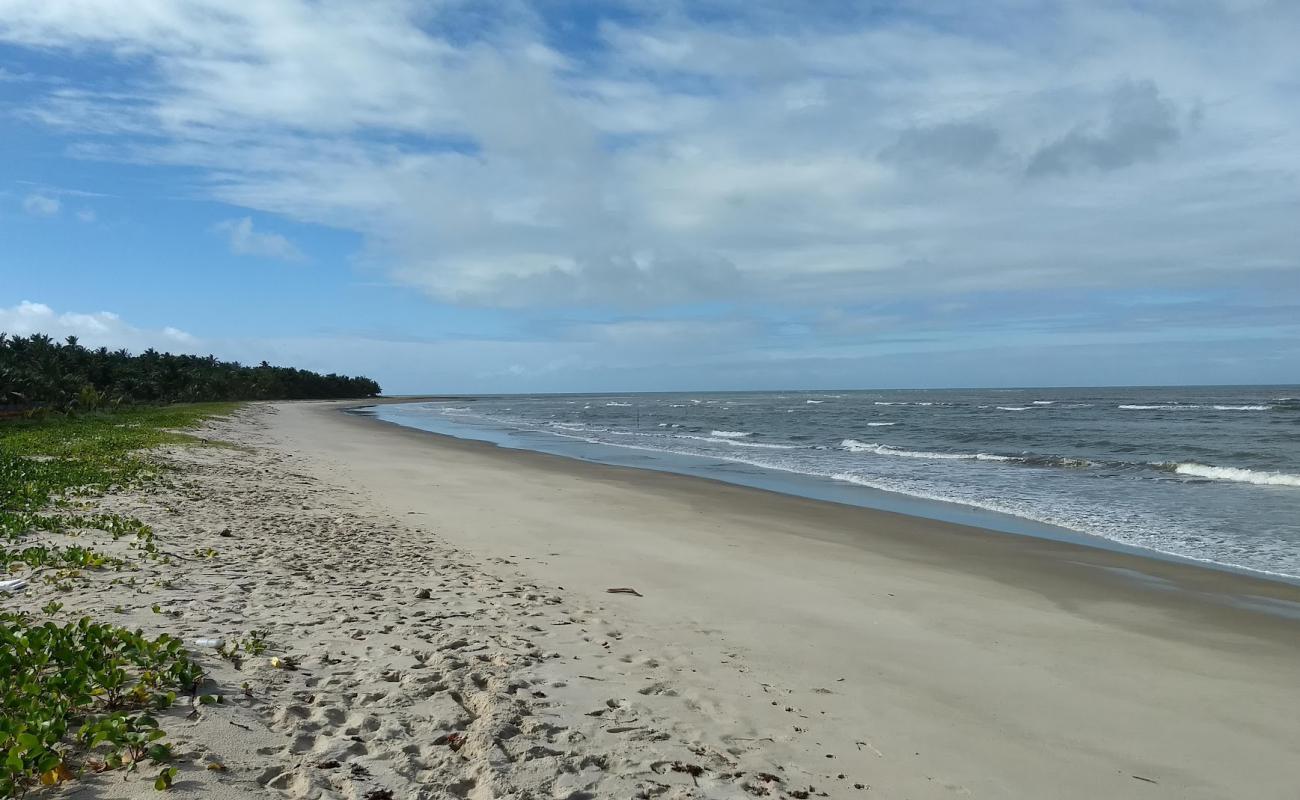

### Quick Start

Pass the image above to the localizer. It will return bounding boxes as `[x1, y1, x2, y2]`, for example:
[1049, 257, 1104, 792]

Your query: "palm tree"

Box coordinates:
[0, 333, 381, 411]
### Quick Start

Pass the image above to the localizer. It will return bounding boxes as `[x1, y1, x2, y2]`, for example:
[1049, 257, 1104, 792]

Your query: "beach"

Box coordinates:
[17, 400, 1300, 799]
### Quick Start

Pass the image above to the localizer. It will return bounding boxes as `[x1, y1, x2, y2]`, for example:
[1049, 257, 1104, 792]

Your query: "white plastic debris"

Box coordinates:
[191, 637, 225, 648]
[0, 579, 27, 593]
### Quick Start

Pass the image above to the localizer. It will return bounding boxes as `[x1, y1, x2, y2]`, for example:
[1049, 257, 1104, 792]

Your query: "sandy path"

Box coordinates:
[15, 402, 1299, 800]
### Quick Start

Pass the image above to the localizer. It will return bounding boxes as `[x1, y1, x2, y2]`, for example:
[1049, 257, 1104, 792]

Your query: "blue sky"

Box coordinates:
[1, 0, 1297, 393]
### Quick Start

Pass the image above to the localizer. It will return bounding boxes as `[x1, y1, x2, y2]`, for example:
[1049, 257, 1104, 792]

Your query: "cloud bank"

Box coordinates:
[1, 2, 1297, 390]
[2, 0, 1295, 312]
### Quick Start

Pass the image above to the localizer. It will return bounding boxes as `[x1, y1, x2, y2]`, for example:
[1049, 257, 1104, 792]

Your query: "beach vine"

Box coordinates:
[1, 404, 238, 796]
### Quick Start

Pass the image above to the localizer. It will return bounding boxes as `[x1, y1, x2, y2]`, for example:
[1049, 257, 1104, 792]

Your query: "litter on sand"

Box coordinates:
[0, 579, 28, 593]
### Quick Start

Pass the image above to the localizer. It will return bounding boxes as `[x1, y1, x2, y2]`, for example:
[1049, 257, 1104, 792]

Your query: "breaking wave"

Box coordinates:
[1119, 404, 1189, 410]
[677, 434, 797, 450]
[1171, 463, 1300, 487]
[840, 440, 1013, 461]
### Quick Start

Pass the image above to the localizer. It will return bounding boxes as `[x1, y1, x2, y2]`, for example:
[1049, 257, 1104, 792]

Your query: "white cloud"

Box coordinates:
[214, 216, 305, 262]
[1, 0, 1298, 311]
[75, 208, 96, 223]
[21, 193, 60, 216]
[0, 300, 195, 350]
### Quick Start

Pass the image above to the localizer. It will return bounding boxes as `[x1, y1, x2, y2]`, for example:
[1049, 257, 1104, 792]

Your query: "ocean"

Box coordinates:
[362, 386, 1300, 582]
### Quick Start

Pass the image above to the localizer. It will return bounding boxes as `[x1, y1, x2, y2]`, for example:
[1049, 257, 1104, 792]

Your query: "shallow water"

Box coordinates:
[367, 386, 1300, 581]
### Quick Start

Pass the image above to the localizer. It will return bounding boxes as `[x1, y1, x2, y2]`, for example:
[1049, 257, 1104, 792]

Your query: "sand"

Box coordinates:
[13, 401, 1300, 800]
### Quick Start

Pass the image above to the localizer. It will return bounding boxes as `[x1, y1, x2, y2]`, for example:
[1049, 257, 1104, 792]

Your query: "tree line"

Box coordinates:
[0, 333, 381, 410]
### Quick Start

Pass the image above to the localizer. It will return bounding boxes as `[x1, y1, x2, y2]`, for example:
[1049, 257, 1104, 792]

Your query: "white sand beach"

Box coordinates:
[15, 401, 1300, 800]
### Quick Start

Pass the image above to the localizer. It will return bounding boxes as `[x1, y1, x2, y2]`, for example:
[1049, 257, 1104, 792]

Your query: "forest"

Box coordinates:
[0, 333, 380, 410]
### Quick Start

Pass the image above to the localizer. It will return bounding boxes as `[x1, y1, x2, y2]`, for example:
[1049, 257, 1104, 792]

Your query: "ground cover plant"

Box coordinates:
[0, 403, 238, 796]
[0, 611, 208, 796]
[0, 403, 238, 551]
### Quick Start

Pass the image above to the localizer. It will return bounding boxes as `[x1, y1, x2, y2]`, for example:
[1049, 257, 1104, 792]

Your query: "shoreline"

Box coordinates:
[354, 397, 1300, 588]
[20, 400, 1292, 799]
[265, 400, 1300, 798]
[341, 400, 1300, 618]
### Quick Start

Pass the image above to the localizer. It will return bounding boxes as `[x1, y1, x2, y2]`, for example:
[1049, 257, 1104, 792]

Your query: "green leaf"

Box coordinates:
[153, 766, 178, 791]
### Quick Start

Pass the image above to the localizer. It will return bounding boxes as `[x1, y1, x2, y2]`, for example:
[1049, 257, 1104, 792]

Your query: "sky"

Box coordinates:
[1, 0, 1297, 394]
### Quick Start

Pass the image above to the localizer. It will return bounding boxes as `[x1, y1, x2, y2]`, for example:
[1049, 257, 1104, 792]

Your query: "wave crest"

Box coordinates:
[677, 434, 796, 449]
[840, 440, 1012, 461]
[1172, 463, 1300, 487]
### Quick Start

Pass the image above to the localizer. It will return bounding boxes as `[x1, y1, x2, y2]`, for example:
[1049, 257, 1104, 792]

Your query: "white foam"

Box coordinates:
[605, 402, 632, 407]
[817, 470, 1298, 580]
[1174, 463, 1300, 487]
[996, 406, 1030, 411]
[1119, 404, 1200, 410]
[1212, 405, 1272, 411]
[710, 430, 752, 438]
[1031, 400, 1055, 405]
[840, 440, 1012, 461]
[806, 400, 824, 404]
[866, 422, 897, 427]
[873, 401, 904, 406]
[676, 434, 797, 449]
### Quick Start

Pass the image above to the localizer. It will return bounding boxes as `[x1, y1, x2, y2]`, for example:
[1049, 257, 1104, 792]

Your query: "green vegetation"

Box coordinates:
[1, 404, 239, 568]
[216, 629, 272, 669]
[0, 612, 206, 796]
[1, 333, 379, 412]
[1, 403, 238, 796]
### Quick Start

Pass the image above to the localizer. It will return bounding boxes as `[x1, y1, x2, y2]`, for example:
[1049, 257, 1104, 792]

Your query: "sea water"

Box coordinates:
[364, 387, 1300, 581]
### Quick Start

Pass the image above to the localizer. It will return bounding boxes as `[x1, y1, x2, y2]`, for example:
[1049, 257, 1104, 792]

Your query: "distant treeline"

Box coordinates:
[0, 333, 380, 411]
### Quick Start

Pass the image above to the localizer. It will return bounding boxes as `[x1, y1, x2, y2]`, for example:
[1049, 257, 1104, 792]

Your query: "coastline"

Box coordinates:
[347, 399, 1300, 612]
[19, 400, 1294, 799]
[276, 400, 1299, 798]
[357, 395, 1300, 587]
